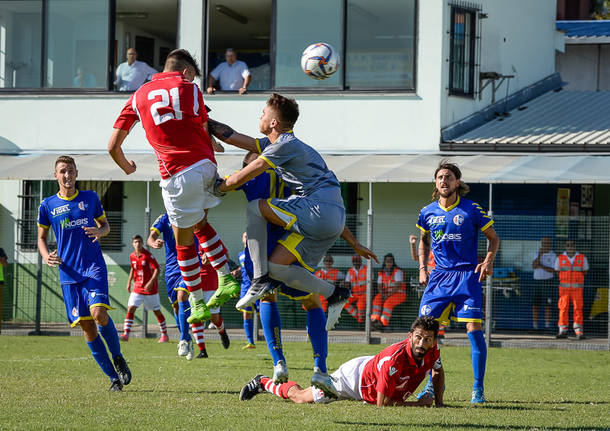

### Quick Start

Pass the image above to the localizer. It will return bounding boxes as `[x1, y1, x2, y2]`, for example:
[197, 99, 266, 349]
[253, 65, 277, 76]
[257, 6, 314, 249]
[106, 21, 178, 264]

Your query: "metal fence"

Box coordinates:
[2, 213, 609, 348]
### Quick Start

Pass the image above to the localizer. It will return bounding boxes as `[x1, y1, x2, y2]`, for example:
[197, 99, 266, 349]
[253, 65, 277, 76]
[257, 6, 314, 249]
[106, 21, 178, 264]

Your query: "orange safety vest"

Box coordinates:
[347, 266, 367, 295]
[315, 268, 341, 283]
[557, 254, 586, 289]
[427, 251, 436, 271]
[378, 267, 405, 291]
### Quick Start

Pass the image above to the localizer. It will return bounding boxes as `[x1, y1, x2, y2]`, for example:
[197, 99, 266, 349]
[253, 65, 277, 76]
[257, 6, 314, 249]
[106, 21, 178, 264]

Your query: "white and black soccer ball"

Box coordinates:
[300, 43, 339, 80]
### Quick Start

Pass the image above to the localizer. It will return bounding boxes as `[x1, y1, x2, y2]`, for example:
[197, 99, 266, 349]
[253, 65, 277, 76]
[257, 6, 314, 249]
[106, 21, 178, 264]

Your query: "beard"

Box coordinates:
[411, 345, 429, 360]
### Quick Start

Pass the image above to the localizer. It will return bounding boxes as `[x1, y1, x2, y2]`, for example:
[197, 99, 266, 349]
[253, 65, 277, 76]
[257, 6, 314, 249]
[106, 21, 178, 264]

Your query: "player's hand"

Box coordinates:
[475, 260, 494, 282]
[419, 268, 429, 286]
[123, 160, 137, 175]
[409, 235, 417, 244]
[213, 177, 227, 197]
[44, 250, 62, 267]
[151, 238, 164, 249]
[238, 87, 247, 95]
[82, 225, 103, 242]
[126, 284, 131, 292]
[207, 86, 215, 95]
[352, 242, 379, 264]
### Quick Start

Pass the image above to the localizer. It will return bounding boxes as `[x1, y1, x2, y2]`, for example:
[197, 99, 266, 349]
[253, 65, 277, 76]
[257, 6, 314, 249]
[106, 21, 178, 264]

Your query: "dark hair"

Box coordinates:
[410, 316, 439, 338]
[432, 161, 470, 200]
[165, 49, 201, 77]
[55, 155, 76, 170]
[132, 234, 143, 241]
[242, 151, 259, 168]
[382, 253, 397, 272]
[267, 93, 299, 130]
[323, 254, 334, 264]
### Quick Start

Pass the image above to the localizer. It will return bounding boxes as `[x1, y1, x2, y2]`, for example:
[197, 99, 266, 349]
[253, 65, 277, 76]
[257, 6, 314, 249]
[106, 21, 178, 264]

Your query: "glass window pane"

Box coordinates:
[346, 0, 415, 90]
[274, 0, 342, 88]
[45, 0, 109, 88]
[0, 1, 42, 88]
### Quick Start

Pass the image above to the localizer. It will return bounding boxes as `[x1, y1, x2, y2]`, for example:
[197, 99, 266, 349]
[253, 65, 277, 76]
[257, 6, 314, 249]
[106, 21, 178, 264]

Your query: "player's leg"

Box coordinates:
[379, 292, 407, 327]
[258, 293, 287, 382]
[557, 287, 569, 337]
[201, 272, 230, 350]
[242, 310, 256, 348]
[152, 307, 169, 343]
[122, 291, 139, 340]
[572, 288, 585, 339]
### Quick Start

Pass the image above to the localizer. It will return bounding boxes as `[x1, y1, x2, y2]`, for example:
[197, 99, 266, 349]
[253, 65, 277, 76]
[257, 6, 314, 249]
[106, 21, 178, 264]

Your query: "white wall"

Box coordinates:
[0, 180, 20, 261]
[556, 44, 610, 91]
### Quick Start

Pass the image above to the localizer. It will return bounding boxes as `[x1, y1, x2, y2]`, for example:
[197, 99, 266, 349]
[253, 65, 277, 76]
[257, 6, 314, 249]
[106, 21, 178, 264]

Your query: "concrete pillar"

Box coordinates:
[177, 0, 207, 88]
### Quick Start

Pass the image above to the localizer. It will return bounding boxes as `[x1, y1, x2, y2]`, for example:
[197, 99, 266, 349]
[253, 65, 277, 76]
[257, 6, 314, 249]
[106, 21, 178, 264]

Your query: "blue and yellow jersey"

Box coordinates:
[37, 190, 107, 284]
[416, 196, 493, 270]
[238, 250, 252, 289]
[237, 168, 288, 202]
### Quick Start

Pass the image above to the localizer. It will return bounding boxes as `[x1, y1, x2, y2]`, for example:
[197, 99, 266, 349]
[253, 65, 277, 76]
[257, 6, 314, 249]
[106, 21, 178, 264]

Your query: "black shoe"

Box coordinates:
[239, 374, 265, 401]
[113, 355, 132, 385]
[220, 330, 230, 349]
[555, 332, 568, 339]
[577, 334, 586, 340]
[109, 378, 123, 392]
[196, 349, 208, 358]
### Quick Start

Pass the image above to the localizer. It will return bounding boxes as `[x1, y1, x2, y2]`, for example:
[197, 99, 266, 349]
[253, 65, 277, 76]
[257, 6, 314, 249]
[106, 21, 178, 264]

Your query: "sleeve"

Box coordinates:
[241, 62, 251, 78]
[554, 257, 560, 271]
[149, 254, 159, 270]
[583, 256, 589, 271]
[151, 214, 164, 235]
[197, 86, 208, 123]
[37, 200, 50, 228]
[93, 194, 106, 221]
[259, 140, 295, 169]
[255, 136, 271, 154]
[416, 209, 429, 233]
[113, 93, 139, 131]
[375, 357, 401, 399]
[210, 64, 221, 80]
[472, 202, 494, 231]
[394, 269, 403, 282]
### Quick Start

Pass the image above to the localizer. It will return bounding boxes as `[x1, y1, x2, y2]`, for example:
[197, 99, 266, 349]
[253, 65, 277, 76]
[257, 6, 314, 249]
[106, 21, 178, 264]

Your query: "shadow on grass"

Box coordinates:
[129, 389, 240, 395]
[335, 422, 604, 430]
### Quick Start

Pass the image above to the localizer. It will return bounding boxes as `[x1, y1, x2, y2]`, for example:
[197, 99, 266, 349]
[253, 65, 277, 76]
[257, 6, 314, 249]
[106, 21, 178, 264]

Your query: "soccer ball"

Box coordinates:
[300, 43, 339, 80]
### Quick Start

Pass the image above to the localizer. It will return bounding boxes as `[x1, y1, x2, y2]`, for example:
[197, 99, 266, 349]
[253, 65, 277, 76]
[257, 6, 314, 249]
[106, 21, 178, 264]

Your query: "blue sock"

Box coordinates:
[173, 311, 180, 329]
[98, 316, 122, 359]
[178, 300, 192, 342]
[87, 335, 119, 381]
[260, 301, 285, 365]
[468, 330, 487, 390]
[306, 307, 328, 373]
[244, 317, 255, 344]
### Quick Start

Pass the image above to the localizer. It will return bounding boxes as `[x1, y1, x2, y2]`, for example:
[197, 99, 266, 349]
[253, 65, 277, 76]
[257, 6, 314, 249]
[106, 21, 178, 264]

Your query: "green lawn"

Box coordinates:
[0, 335, 608, 431]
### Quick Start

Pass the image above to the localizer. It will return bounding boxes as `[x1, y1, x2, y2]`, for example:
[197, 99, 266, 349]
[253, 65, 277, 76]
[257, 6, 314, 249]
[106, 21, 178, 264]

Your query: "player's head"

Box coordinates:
[323, 254, 334, 268]
[352, 254, 362, 268]
[408, 316, 439, 360]
[242, 151, 259, 168]
[432, 161, 470, 200]
[164, 49, 201, 81]
[383, 253, 396, 271]
[54, 155, 78, 191]
[565, 239, 576, 255]
[225, 48, 237, 65]
[541, 236, 552, 251]
[132, 234, 143, 252]
[260, 93, 299, 135]
[126, 48, 137, 65]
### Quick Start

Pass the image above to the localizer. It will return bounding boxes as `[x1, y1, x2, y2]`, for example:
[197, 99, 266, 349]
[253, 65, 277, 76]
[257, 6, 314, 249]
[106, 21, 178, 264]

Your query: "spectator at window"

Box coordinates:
[114, 48, 157, 92]
[371, 253, 406, 331]
[207, 48, 251, 95]
[73, 66, 98, 88]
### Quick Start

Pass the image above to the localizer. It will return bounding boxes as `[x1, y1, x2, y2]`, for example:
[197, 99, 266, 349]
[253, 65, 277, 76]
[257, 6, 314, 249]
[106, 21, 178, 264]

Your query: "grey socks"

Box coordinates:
[246, 199, 268, 278]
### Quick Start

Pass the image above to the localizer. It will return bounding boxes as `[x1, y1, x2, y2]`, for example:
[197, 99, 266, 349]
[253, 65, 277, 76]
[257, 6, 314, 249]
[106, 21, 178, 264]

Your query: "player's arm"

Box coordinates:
[211, 135, 225, 153]
[341, 226, 379, 263]
[475, 226, 500, 282]
[431, 366, 445, 407]
[126, 267, 133, 292]
[207, 118, 258, 153]
[217, 157, 270, 193]
[409, 235, 418, 261]
[144, 267, 159, 292]
[37, 226, 62, 268]
[376, 392, 400, 407]
[147, 230, 164, 249]
[83, 216, 110, 243]
[108, 128, 137, 175]
[418, 230, 431, 285]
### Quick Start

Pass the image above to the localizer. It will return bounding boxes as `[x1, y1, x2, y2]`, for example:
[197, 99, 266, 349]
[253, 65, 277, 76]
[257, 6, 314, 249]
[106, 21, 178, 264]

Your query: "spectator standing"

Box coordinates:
[531, 237, 556, 331]
[207, 48, 251, 94]
[343, 255, 367, 324]
[554, 239, 588, 340]
[314, 254, 345, 312]
[371, 253, 406, 330]
[114, 48, 157, 92]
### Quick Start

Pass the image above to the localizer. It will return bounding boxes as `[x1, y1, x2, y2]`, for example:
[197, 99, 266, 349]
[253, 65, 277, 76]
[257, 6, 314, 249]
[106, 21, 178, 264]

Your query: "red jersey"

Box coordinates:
[113, 72, 216, 179]
[129, 249, 159, 295]
[360, 339, 441, 404]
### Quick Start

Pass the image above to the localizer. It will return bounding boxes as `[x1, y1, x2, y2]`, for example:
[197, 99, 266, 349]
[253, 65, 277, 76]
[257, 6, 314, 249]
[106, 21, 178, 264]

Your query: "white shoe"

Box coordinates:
[185, 341, 194, 361]
[177, 340, 189, 356]
[326, 299, 348, 331]
[235, 276, 274, 310]
[273, 359, 289, 384]
[311, 367, 338, 399]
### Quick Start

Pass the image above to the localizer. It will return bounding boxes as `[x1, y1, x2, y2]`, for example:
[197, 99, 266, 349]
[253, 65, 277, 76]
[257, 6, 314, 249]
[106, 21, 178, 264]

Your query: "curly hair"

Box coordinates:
[432, 161, 470, 200]
[410, 316, 440, 337]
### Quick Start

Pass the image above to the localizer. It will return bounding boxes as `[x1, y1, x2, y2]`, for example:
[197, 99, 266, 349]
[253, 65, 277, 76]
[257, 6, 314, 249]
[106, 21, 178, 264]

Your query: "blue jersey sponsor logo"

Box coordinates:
[78, 201, 89, 211]
[434, 231, 462, 242]
[51, 204, 71, 217]
[60, 217, 89, 230]
[420, 304, 432, 315]
[428, 215, 445, 226]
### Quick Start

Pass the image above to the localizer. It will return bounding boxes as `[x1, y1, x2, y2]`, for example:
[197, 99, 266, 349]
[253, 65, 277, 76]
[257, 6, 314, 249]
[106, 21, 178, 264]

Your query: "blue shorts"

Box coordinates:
[418, 268, 483, 325]
[165, 274, 184, 306]
[61, 277, 112, 327]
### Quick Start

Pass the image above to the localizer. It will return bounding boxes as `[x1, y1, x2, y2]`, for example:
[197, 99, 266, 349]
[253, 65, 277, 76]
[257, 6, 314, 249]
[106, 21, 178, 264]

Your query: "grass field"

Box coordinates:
[0, 335, 608, 431]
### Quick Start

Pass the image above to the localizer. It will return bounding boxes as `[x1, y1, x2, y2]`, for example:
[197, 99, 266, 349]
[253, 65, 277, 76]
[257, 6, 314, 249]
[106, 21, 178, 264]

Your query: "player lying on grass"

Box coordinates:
[239, 316, 445, 406]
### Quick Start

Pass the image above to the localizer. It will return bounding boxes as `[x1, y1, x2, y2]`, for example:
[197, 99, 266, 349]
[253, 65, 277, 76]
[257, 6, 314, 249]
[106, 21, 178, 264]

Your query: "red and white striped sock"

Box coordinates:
[176, 243, 204, 302]
[191, 322, 206, 350]
[215, 316, 226, 334]
[123, 312, 134, 335]
[157, 315, 167, 335]
[260, 376, 298, 399]
[194, 223, 230, 275]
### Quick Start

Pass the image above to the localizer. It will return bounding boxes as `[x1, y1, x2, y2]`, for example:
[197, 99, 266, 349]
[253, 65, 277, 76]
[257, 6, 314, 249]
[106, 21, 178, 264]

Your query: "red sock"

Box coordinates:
[157, 315, 167, 334]
[191, 323, 206, 350]
[200, 261, 218, 291]
[176, 244, 203, 293]
[194, 223, 228, 271]
[215, 316, 226, 334]
[260, 377, 298, 399]
[123, 312, 134, 335]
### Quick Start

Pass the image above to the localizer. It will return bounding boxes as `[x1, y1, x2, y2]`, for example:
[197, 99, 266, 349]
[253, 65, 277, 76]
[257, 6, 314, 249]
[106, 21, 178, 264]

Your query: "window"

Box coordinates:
[448, 4, 478, 96]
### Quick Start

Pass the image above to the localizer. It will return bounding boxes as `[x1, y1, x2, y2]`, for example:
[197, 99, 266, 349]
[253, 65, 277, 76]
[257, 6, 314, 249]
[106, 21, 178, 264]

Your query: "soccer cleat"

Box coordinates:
[187, 299, 212, 324]
[158, 333, 169, 343]
[239, 374, 265, 401]
[273, 359, 288, 384]
[242, 343, 256, 350]
[113, 355, 132, 386]
[576, 333, 586, 340]
[235, 274, 275, 310]
[555, 331, 568, 339]
[177, 340, 189, 356]
[471, 387, 486, 404]
[311, 367, 339, 399]
[220, 331, 230, 349]
[196, 349, 208, 359]
[325, 286, 351, 331]
[416, 379, 435, 401]
[185, 341, 194, 361]
[120, 333, 129, 342]
[207, 274, 241, 309]
[109, 378, 123, 392]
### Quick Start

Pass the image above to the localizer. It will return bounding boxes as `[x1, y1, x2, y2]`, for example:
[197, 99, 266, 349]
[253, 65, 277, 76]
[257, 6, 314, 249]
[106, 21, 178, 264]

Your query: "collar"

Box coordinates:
[152, 71, 183, 80]
[438, 195, 460, 212]
[57, 190, 79, 201]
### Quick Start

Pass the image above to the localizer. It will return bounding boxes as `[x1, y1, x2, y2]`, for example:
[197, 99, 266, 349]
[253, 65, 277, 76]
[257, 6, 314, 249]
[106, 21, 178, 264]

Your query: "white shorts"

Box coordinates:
[312, 355, 373, 404]
[160, 160, 221, 229]
[128, 291, 161, 311]
[189, 289, 220, 315]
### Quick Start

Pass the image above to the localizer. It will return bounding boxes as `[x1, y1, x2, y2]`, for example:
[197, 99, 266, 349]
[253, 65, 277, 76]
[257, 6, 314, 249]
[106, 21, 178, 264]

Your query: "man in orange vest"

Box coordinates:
[553, 239, 588, 340]
[371, 253, 406, 330]
[344, 255, 368, 323]
[314, 255, 345, 312]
